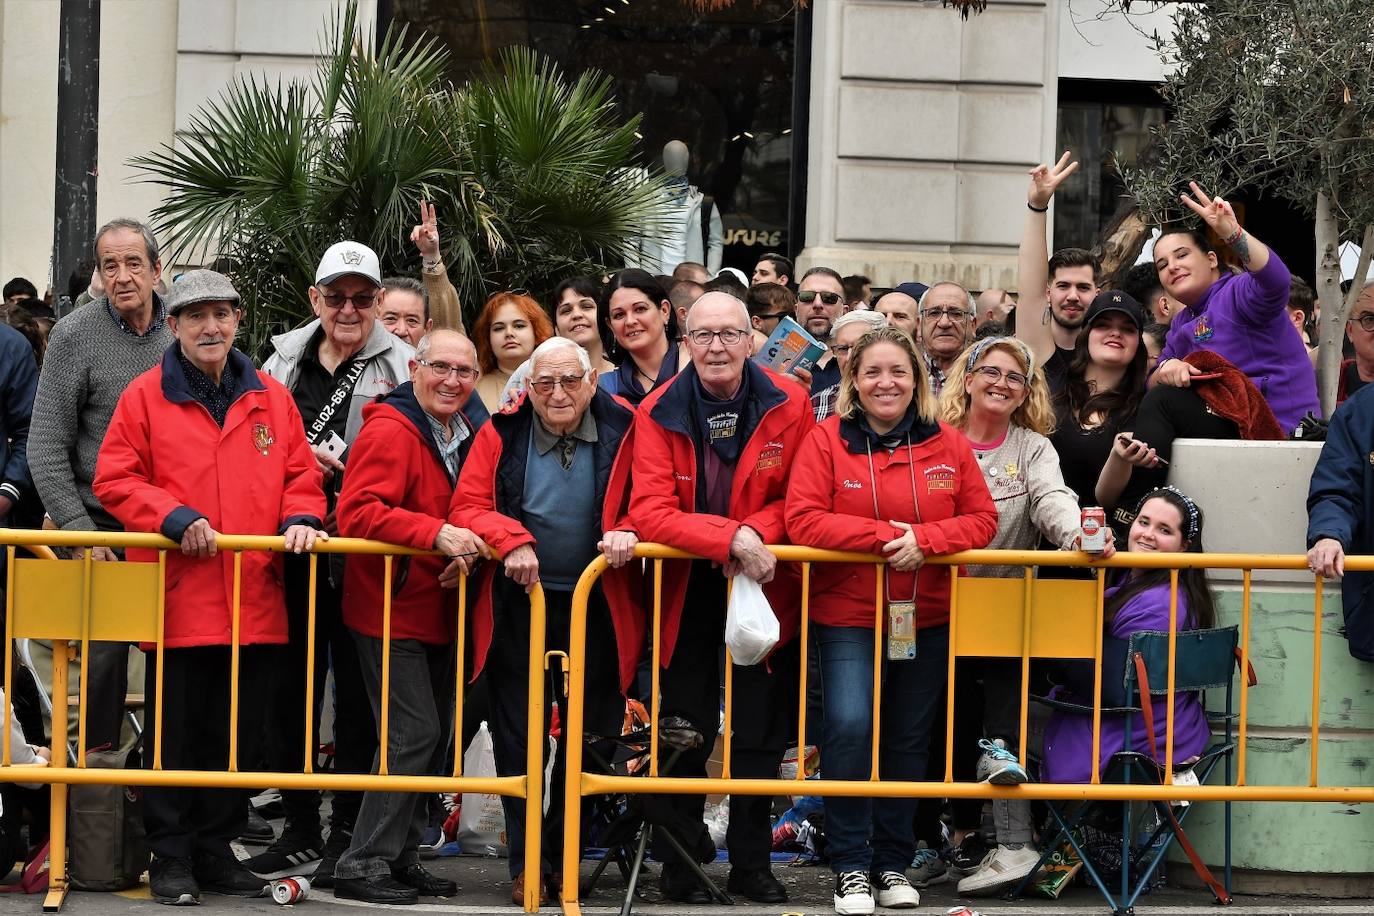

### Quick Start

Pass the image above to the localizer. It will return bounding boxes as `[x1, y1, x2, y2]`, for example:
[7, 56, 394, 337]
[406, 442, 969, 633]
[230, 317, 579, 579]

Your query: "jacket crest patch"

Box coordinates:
[923, 462, 956, 492]
[253, 423, 275, 456]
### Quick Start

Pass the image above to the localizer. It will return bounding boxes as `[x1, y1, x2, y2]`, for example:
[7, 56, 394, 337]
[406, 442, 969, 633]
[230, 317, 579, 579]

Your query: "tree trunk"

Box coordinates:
[1315, 190, 1371, 416]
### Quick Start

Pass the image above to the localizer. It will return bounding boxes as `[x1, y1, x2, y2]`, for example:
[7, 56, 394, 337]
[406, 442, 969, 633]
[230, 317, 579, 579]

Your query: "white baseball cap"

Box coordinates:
[315, 241, 382, 288]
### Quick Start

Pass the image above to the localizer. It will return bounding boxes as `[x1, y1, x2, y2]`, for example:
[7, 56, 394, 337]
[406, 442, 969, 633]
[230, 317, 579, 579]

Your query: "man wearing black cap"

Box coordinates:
[95, 270, 327, 905]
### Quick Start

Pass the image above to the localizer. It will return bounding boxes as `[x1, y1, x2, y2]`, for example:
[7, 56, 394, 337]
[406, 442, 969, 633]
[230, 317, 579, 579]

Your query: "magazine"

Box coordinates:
[754, 316, 824, 375]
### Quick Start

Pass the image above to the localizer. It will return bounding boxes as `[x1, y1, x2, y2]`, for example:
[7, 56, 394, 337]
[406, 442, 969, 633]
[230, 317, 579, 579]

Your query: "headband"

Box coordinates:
[1135, 485, 1200, 542]
[964, 336, 1035, 383]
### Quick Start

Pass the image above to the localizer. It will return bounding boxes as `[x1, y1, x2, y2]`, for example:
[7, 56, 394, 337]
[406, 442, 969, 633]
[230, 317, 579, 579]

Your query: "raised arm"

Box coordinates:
[1016, 152, 1080, 367]
[411, 198, 465, 333]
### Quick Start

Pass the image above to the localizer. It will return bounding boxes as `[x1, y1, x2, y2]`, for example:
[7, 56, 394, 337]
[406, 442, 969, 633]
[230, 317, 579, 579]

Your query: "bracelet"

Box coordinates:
[1027, 201, 1049, 213]
[422, 258, 442, 273]
[1223, 226, 1244, 247]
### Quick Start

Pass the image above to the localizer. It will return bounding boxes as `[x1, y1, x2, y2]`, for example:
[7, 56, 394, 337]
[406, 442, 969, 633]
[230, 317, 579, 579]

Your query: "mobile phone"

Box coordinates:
[321, 431, 348, 461]
[1116, 434, 1169, 468]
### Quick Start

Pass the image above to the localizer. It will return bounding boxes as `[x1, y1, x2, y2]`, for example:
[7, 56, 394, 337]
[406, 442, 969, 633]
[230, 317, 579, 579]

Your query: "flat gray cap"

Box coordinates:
[167, 269, 240, 315]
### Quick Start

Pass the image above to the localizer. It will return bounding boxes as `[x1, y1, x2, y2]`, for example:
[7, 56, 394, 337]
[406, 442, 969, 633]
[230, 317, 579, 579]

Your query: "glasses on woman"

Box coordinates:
[686, 328, 749, 347]
[417, 359, 478, 381]
[529, 372, 588, 395]
[972, 365, 1028, 389]
[798, 290, 842, 305]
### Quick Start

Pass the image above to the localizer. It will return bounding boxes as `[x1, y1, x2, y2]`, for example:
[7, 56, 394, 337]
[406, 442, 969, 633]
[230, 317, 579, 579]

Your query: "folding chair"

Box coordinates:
[580, 716, 731, 915]
[1014, 625, 1254, 914]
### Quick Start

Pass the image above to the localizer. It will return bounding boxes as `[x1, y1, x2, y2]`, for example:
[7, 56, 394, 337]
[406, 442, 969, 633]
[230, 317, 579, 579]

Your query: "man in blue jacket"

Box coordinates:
[1307, 387, 1374, 661]
[0, 321, 36, 525]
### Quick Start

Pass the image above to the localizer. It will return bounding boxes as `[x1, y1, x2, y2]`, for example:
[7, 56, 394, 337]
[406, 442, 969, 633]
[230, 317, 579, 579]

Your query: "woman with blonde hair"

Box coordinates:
[787, 327, 997, 914]
[934, 335, 1113, 897]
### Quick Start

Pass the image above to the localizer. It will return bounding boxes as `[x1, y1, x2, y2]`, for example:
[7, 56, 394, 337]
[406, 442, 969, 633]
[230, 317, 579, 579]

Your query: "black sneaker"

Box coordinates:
[149, 857, 200, 906]
[238, 807, 275, 845]
[949, 832, 992, 877]
[193, 855, 268, 897]
[311, 829, 352, 889]
[242, 826, 323, 879]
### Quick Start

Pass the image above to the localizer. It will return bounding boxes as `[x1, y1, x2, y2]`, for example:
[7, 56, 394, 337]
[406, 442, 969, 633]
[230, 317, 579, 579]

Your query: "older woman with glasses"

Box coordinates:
[786, 327, 997, 915]
[935, 336, 1113, 896]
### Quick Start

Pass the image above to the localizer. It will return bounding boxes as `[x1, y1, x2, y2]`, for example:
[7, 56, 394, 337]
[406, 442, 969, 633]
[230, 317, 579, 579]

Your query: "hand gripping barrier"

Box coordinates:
[0, 529, 550, 913]
[557, 544, 1374, 915]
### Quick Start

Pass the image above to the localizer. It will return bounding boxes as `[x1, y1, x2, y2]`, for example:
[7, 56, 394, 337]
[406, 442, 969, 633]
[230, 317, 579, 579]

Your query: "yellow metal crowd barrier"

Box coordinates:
[557, 544, 1374, 915]
[0, 529, 550, 913]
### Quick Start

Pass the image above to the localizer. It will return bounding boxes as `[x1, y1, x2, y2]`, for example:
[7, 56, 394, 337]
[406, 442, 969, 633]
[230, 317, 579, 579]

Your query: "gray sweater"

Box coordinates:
[965, 423, 1081, 579]
[29, 300, 172, 531]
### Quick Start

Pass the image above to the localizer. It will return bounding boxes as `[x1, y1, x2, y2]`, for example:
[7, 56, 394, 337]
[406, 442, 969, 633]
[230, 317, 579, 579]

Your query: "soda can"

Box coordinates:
[946, 906, 981, 916]
[271, 876, 310, 905]
[1080, 506, 1107, 553]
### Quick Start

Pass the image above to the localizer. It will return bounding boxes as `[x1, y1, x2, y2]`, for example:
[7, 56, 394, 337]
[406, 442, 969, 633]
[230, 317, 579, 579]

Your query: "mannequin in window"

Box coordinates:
[629, 141, 724, 276]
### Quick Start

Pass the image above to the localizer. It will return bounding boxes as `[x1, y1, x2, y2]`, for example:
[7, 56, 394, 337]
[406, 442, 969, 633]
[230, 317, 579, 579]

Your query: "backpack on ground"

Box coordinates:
[67, 745, 149, 891]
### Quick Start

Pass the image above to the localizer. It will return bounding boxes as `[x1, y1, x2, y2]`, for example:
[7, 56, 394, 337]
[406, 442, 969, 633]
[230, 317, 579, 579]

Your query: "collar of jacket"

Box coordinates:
[836, 404, 941, 455]
[268, 317, 410, 368]
[159, 343, 263, 407]
[374, 380, 479, 471]
[647, 359, 786, 438]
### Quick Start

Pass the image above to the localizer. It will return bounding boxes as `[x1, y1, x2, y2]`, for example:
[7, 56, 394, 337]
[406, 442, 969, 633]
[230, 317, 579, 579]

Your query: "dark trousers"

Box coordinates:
[269, 556, 375, 839]
[817, 623, 947, 874]
[486, 584, 623, 879]
[654, 565, 799, 871]
[143, 645, 271, 861]
[335, 632, 454, 879]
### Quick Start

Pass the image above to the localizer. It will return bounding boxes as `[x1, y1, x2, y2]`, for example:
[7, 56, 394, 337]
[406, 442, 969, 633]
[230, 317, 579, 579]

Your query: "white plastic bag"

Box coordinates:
[457, 722, 507, 856]
[725, 574, 779, 666]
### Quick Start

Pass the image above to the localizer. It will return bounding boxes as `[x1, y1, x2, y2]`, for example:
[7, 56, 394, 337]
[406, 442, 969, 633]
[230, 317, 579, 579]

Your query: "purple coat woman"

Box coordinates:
[1042, 580, 1212, 784]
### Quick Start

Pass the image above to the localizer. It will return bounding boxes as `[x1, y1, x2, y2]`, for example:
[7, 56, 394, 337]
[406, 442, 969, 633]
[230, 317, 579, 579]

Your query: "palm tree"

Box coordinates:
[133, 0, 666, 358]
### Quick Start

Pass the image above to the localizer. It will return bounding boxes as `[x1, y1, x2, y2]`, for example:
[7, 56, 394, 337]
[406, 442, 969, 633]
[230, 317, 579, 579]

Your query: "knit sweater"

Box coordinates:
[30, 298, 172, 531]
[963, 423, 1081, 578]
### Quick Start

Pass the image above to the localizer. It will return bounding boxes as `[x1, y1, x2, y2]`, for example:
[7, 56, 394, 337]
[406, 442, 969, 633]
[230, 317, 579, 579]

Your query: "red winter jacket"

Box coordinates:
[450, 389, 638, 689]
[338, 383, 477, 644]
[94, 347, 325, 648]
[785, 414, 998, 630]
[625, 362, 815, 668]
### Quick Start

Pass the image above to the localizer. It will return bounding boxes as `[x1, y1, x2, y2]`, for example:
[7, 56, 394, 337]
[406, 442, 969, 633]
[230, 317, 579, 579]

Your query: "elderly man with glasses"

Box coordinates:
[916, 282, 977, 393]
[252, 242, 429, 883]
[329, 328, 487, 903]
[450, 336, 638, 906]
[625, 291, 814, 905]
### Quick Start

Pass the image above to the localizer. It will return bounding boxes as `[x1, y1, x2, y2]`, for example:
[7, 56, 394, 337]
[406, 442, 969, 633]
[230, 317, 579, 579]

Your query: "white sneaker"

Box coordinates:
[871, 870, 920, 908]
[976, 737, 1029, 785]
[956, 843, 1043, 896]
[833, 870, 874, 915]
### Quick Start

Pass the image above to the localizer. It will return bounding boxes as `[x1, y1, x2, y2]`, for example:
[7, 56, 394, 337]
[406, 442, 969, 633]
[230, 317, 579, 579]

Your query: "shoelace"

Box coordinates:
[911, 848, 940, 868]
[837, 871, 869, 896]
[978, 737, 1017, 760]
[874, 871, 911, 888]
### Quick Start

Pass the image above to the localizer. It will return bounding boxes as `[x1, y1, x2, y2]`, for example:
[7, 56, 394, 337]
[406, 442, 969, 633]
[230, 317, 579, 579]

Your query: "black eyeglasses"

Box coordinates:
[972, 365, 1028, 390]
[798, 290, 842, 306]
[417, 359, 478, 381]
[1353, 314, 1374, 332]
[753, 312, 789, 321]
[831, 343, 855, 357]
[686, 328, 749, 346]
[319, 291, 378, 310]
[529, 372, 588, 395]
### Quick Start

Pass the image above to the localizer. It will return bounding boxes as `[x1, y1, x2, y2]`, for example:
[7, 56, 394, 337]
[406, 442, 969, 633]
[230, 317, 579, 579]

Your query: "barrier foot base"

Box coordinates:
[558, 897, 582, 916]
[43, 878, 68, 913]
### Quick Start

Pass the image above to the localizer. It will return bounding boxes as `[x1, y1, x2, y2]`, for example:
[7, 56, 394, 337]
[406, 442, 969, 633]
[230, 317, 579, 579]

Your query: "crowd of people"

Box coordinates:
[0, 151, 1368, 915]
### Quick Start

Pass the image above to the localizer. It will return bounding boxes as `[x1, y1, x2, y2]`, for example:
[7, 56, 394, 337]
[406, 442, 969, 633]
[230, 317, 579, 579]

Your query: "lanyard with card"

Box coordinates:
[866, 436, 921, 661]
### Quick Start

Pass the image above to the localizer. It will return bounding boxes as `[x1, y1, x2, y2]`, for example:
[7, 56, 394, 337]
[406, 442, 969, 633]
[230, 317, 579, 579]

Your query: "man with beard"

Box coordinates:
[915, 282, 976, 394]
[795, 267, 848, 395]
[1014, 153, 1101, 395]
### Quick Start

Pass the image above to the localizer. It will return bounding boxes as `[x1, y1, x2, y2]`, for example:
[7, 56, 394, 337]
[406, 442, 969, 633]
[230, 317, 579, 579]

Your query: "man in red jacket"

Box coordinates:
[94, 270, 327, 905]
[627, 291, 814, 904]
[332, 328, 487, 904]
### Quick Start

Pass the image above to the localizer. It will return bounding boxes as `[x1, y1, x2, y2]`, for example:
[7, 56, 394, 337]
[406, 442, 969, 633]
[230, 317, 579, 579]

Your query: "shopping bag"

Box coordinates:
[456, 722, 507, 856]
[725, 574, 779, 666]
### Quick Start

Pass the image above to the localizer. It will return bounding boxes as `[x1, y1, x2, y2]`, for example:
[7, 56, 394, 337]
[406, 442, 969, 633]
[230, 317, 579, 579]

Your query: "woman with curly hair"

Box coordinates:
[935, 335, 1114, 897]
[471, 291, 554, 413]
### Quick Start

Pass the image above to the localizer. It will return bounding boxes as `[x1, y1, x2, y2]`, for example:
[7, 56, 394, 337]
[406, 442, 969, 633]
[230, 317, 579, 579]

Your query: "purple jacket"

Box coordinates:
[1159, 253, 1318, 432]
[1042, 582, 1211, 784]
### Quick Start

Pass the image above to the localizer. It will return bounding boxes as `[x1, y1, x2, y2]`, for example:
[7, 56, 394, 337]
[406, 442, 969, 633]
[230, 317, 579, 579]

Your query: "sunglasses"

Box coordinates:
[798, 290, 842, 306]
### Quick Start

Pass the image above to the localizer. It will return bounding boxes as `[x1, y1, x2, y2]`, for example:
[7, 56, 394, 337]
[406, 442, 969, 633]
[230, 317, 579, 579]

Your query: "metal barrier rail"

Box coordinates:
[0, 530, 549, 913]
[558, 544, 1373, 915]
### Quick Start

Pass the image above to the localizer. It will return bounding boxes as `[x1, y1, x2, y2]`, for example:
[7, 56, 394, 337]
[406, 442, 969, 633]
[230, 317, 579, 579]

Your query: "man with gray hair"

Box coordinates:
[625, 291, 813, 904]
[451, 336, 637, 905]
[30, 217, 173, 752]
[378, 277, 431, 347]
[917, 281, 977, 393]
[811, 309, 889, 421]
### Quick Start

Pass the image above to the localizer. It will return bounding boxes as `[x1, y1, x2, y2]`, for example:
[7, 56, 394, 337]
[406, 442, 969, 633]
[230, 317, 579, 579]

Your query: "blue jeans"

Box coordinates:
[816, 623, 948, 874]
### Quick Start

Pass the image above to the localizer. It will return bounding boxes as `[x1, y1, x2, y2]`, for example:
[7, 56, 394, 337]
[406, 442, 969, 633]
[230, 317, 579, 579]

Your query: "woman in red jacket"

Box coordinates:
[785, 326, 997, 915]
